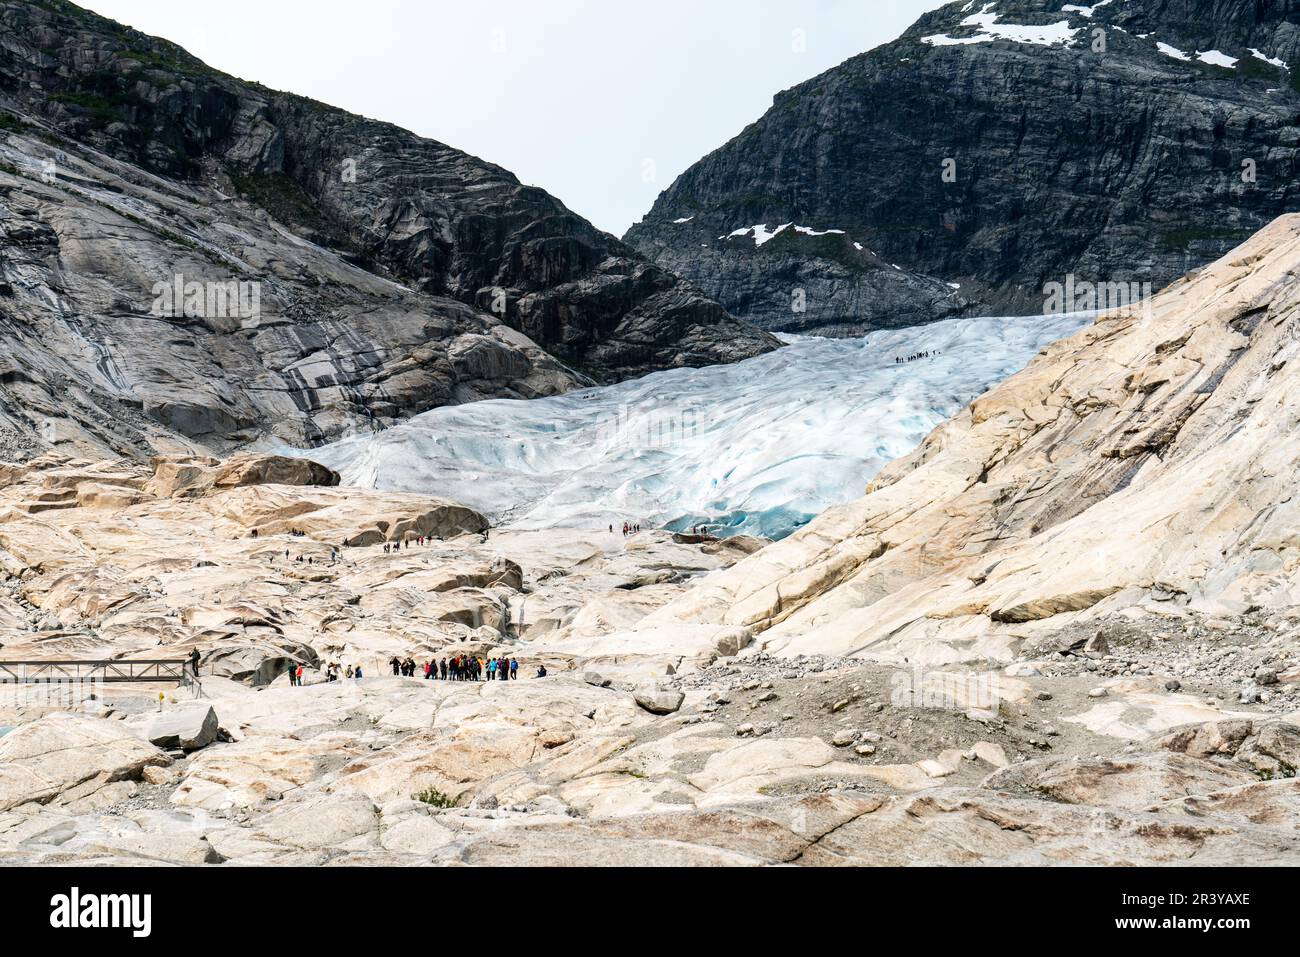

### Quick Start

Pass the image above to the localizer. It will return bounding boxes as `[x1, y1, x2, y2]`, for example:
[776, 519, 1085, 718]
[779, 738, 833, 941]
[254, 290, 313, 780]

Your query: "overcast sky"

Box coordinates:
[82, 0, 948, 236]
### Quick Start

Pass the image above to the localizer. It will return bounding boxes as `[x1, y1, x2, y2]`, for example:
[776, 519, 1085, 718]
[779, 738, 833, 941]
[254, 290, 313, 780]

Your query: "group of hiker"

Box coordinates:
[392, 654, 520, 681]
[270, 531, 435, 565]
[288, 661, 363, 685]
[612, 522, 643, 536]
[383, 531, 471, 552]
[321, 662, 363, 682]
[895, 350, 940, 364]
[259, 523, 497, 568]
[248, 519, 548, 692]
[275, 549, 340, 566]
[286, 656, 546, 686]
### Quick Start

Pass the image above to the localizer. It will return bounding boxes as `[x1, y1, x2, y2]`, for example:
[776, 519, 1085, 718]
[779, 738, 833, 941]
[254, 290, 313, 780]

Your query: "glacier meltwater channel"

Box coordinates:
[304, 312, 1092, 540]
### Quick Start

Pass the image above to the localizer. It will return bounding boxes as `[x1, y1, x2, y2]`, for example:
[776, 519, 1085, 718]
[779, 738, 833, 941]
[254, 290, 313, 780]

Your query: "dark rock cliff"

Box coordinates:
[625, 0, 1300, 336]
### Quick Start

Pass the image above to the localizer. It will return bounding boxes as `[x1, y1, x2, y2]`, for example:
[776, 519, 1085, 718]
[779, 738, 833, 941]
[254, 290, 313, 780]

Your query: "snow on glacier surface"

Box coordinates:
[306, 312, 1093, 540]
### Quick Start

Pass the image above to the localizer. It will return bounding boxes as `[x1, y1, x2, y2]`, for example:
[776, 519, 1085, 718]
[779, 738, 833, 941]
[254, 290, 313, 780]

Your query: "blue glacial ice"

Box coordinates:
[304, 311, 1092, 540]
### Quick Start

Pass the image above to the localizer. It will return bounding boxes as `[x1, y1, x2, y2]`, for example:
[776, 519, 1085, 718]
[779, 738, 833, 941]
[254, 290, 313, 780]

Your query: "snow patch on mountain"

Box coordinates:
[923, 8, 1079, 47]
[1156, 42, 1240, 69]
[1061, 0, 1113, 17]
[1197, 50, 1239, 68]
[724, 223, 846, 247]
[1250, 48, 1288, 70]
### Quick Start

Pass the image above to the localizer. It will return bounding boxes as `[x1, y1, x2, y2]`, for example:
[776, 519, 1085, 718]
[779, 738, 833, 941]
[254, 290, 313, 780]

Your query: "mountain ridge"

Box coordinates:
[625, 0, 1300, 336]
[0, 0, 777, 458]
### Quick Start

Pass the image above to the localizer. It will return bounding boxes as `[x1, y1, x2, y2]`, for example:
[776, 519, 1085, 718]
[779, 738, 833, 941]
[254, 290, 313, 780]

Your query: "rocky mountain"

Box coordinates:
[5, 0, 1300, 869]
[0, 0, 777, 459]
[625, 0, 1300, 336]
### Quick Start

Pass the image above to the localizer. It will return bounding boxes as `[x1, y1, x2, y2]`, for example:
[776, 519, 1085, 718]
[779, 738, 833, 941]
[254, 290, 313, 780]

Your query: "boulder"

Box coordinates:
[1234, 722, 1300, 777]
[213, 454, 340, 491]
[917, 758, 958, 779]
[0, 462, 29, 489]
[148, 705, 219, 752]
[634, 686, 685, 716]
[145, 454, 338, 499]
[141, 765, 181, 786]
[970, 741, 1010, 769]
[1083, 630, 1110, 655]
[75, 482, 152, 509]
[1154, 719, 1255, 759]
[143, 456, 220, 498]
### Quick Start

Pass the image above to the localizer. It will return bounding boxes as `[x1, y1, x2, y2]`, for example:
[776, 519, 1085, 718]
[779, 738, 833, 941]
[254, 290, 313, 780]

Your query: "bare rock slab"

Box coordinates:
[0, 714, 170, 812]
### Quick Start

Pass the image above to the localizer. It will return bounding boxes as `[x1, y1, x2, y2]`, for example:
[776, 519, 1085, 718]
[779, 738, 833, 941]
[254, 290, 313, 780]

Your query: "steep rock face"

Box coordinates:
[626, 0, 1300, 336]
[640, 214, 1300, 662]
[0, 0, 776, 458]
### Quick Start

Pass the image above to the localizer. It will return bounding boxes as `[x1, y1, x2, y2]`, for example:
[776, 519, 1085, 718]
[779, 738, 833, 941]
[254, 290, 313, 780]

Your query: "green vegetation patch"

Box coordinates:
[50, 69, 147, 128]
[49, 91, 124, 127]
[759, 227, 862, 265]
[226, 168, 326, 232]
[120, 45, 216, 81]
[1160, 226, 1255, 251]
[412, 787, 457, 809]
[1234, 55, 1284, 82]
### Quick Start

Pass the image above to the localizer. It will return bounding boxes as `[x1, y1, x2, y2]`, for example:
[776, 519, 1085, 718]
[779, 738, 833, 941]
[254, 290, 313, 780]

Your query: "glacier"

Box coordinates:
[304, 312, 1093, 540]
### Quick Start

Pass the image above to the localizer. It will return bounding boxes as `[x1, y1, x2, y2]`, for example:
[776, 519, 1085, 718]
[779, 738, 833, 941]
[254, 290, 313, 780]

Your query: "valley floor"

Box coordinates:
[0, 452, 1297, 866]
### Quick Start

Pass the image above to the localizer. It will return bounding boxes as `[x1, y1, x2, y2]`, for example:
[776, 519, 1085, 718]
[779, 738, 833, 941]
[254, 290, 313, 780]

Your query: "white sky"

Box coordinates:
[82, 0, 948, 236]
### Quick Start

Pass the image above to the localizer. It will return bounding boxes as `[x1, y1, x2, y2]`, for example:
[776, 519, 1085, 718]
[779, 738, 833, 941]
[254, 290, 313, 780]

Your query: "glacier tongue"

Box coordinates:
[305, 312, 1092, 540]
